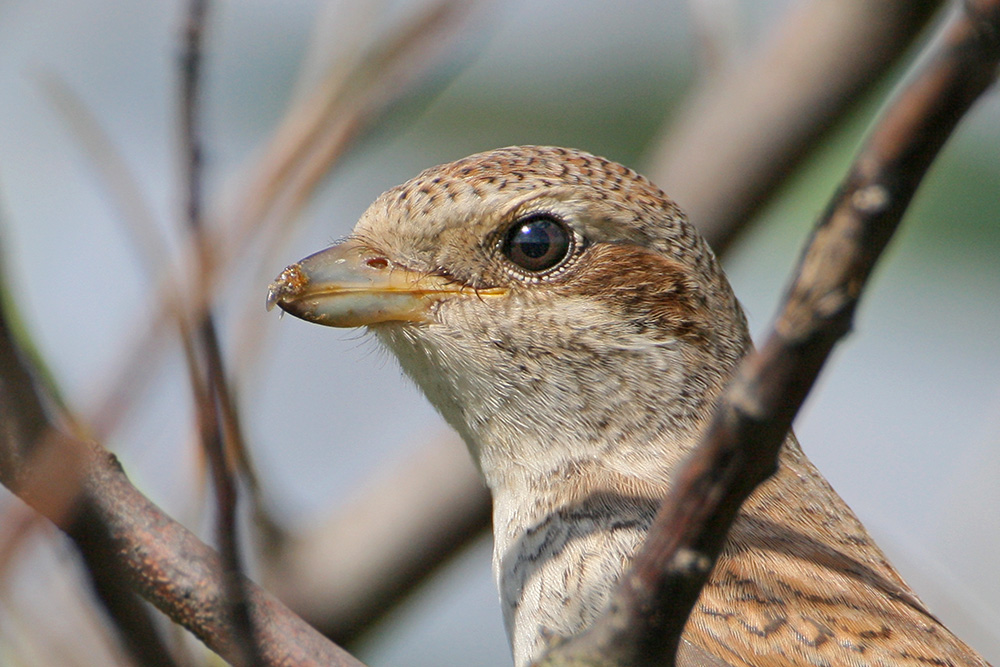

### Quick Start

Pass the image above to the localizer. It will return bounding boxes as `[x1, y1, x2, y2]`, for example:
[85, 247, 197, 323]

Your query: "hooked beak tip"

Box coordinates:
[266, 263, 308, 313]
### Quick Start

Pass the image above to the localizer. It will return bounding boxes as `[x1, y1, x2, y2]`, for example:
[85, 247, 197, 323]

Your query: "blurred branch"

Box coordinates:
[685, 0, 740, 76]
[229, 0, 482, 246]
[267, 433, 490, 645]
[648, 0, 944, 255]
[541, 0, 1000, 664]
[38, 72, 180, 445]
[40, 72, 172, 276]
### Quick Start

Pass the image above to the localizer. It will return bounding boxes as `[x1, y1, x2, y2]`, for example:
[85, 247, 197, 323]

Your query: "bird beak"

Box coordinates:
[267, 239, 505, 327]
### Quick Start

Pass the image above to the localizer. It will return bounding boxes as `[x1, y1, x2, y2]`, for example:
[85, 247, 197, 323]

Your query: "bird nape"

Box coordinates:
[268, 146, 987, 667]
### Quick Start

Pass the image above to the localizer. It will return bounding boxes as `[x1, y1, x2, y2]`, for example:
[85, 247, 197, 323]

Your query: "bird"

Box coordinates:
[267, 146, 989, 667]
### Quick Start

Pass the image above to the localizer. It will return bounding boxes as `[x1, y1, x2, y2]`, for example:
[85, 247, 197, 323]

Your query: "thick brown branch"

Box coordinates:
[0, 261, 178, 665]
[18, 433, 366, 667]
[74, 437, 365, 667]
[540, 1, 1000, 664]
[0, 404, 365, 666]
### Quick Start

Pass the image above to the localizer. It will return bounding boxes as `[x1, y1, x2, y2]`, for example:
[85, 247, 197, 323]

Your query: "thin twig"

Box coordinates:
[43, 27, 273, 539]
[179, 0, 260, 664]
[540, 0, 1000, 664]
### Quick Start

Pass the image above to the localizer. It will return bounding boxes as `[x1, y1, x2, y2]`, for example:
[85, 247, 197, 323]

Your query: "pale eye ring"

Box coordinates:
[502, 214, 572, 273]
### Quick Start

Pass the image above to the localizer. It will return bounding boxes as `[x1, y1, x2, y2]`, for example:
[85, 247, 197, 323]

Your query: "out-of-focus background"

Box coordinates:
[0, 1, 997, 666]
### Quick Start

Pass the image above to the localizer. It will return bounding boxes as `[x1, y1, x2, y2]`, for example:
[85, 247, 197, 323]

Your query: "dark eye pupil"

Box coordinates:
[503, 216, 571, 272]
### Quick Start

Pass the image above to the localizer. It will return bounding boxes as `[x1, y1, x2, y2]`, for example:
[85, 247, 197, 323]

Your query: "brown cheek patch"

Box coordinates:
[561, 244, 710, 341]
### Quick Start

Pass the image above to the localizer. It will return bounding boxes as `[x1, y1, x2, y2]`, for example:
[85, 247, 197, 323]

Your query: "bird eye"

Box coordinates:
[502, 215, 572, 273]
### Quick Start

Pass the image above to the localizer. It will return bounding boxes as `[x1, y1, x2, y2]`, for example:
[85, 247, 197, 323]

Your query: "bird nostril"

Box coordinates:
[366, 257, 389, 270]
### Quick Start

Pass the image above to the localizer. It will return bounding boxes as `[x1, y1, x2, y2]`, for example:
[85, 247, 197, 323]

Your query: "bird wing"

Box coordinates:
[678, 638, 738, 667]
[680, 443, 990, 667]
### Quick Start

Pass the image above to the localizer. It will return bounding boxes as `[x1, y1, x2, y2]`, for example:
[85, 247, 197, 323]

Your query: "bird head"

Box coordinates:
[268, 146, 749, 488]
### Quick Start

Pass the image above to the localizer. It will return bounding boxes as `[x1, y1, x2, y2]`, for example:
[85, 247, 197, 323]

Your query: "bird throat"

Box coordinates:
[372, 308, 738, 507]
